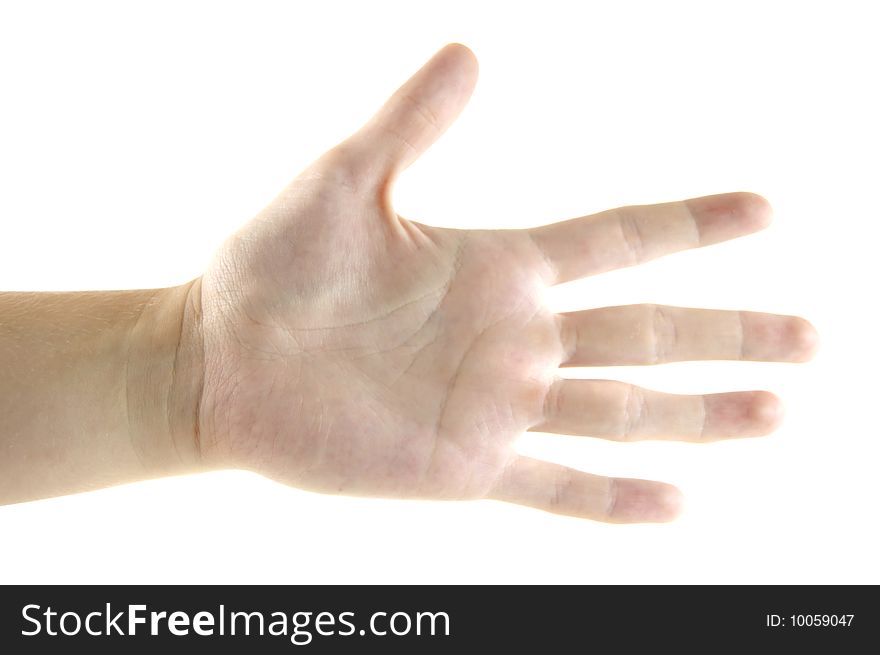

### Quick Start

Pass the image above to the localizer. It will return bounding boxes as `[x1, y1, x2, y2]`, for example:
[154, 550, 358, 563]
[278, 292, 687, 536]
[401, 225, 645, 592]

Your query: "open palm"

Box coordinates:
[196, 45, 816, 522]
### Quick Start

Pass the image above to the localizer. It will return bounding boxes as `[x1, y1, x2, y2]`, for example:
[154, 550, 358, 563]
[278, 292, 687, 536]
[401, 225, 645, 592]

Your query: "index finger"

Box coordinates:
[528, 192, 773, 284]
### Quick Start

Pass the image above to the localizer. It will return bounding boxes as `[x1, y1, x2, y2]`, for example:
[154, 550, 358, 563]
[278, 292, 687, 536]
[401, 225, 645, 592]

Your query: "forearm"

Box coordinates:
[0, 281, 205, 504]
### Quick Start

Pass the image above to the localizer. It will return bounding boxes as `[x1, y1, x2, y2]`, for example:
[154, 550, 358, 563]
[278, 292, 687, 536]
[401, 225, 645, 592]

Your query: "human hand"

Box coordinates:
[192, 44, 817, 522]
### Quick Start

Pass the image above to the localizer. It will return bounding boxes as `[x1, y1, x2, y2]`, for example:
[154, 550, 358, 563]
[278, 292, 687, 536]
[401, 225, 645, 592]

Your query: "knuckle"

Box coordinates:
[621, 384, 647, 440]
[617, 209, 646, 264]
[550, 467, 575, 509]
[311, 142, 373, 193]
[542, 379, 565, 424]
[650, 304, 677, 364]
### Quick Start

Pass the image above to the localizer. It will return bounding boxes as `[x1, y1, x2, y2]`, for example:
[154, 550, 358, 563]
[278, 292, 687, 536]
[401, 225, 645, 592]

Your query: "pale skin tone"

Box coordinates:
[0, 45, 817, 521]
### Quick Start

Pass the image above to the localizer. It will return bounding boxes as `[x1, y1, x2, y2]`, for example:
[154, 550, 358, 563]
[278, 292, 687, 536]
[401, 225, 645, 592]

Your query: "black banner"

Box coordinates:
[0, 585, 874, 652]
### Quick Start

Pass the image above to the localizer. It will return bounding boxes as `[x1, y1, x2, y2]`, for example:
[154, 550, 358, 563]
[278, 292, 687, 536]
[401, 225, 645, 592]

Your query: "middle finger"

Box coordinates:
[558, 305, 817, 366]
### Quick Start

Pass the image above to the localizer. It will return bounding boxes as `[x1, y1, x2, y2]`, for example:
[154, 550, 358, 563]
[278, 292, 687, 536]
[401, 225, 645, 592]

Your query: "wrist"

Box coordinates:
[126, 279, 206, 476]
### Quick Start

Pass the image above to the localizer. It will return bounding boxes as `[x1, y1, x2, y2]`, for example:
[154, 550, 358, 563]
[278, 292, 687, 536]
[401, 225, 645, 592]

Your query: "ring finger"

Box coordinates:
[534, 379, 783, 442]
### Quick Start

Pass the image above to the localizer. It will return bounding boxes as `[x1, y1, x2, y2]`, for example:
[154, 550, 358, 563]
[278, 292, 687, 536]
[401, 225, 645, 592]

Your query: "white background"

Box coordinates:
[0, 0, 877, 584]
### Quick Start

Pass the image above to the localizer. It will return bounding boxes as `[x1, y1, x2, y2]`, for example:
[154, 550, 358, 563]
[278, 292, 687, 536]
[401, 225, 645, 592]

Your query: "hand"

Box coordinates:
[193, 44, 817, 522]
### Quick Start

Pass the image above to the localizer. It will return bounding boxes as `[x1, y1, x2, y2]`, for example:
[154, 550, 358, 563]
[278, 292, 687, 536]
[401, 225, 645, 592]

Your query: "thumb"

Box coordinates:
[347, 43, 479, 184]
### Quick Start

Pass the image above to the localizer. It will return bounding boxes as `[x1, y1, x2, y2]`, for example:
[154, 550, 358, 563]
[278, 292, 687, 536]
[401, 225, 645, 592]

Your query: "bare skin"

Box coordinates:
[0, 44, 817, 521]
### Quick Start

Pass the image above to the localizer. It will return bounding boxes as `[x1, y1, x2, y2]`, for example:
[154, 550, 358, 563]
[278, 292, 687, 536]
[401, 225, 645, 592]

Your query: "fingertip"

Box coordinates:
[730, 191, 774, 233]
[442, 43, 479, 73]
[360, 42, 479, 178]
[740, 311, 819, 363]
[433, 43, 480, 94]
[655, 483, 686, 522]
[749, 391, 785, 434]
[703, 390, 784, 439]
[611, 479, 684, 523]
[787, 317, 820, 362]
[687, 191, 773, 245]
